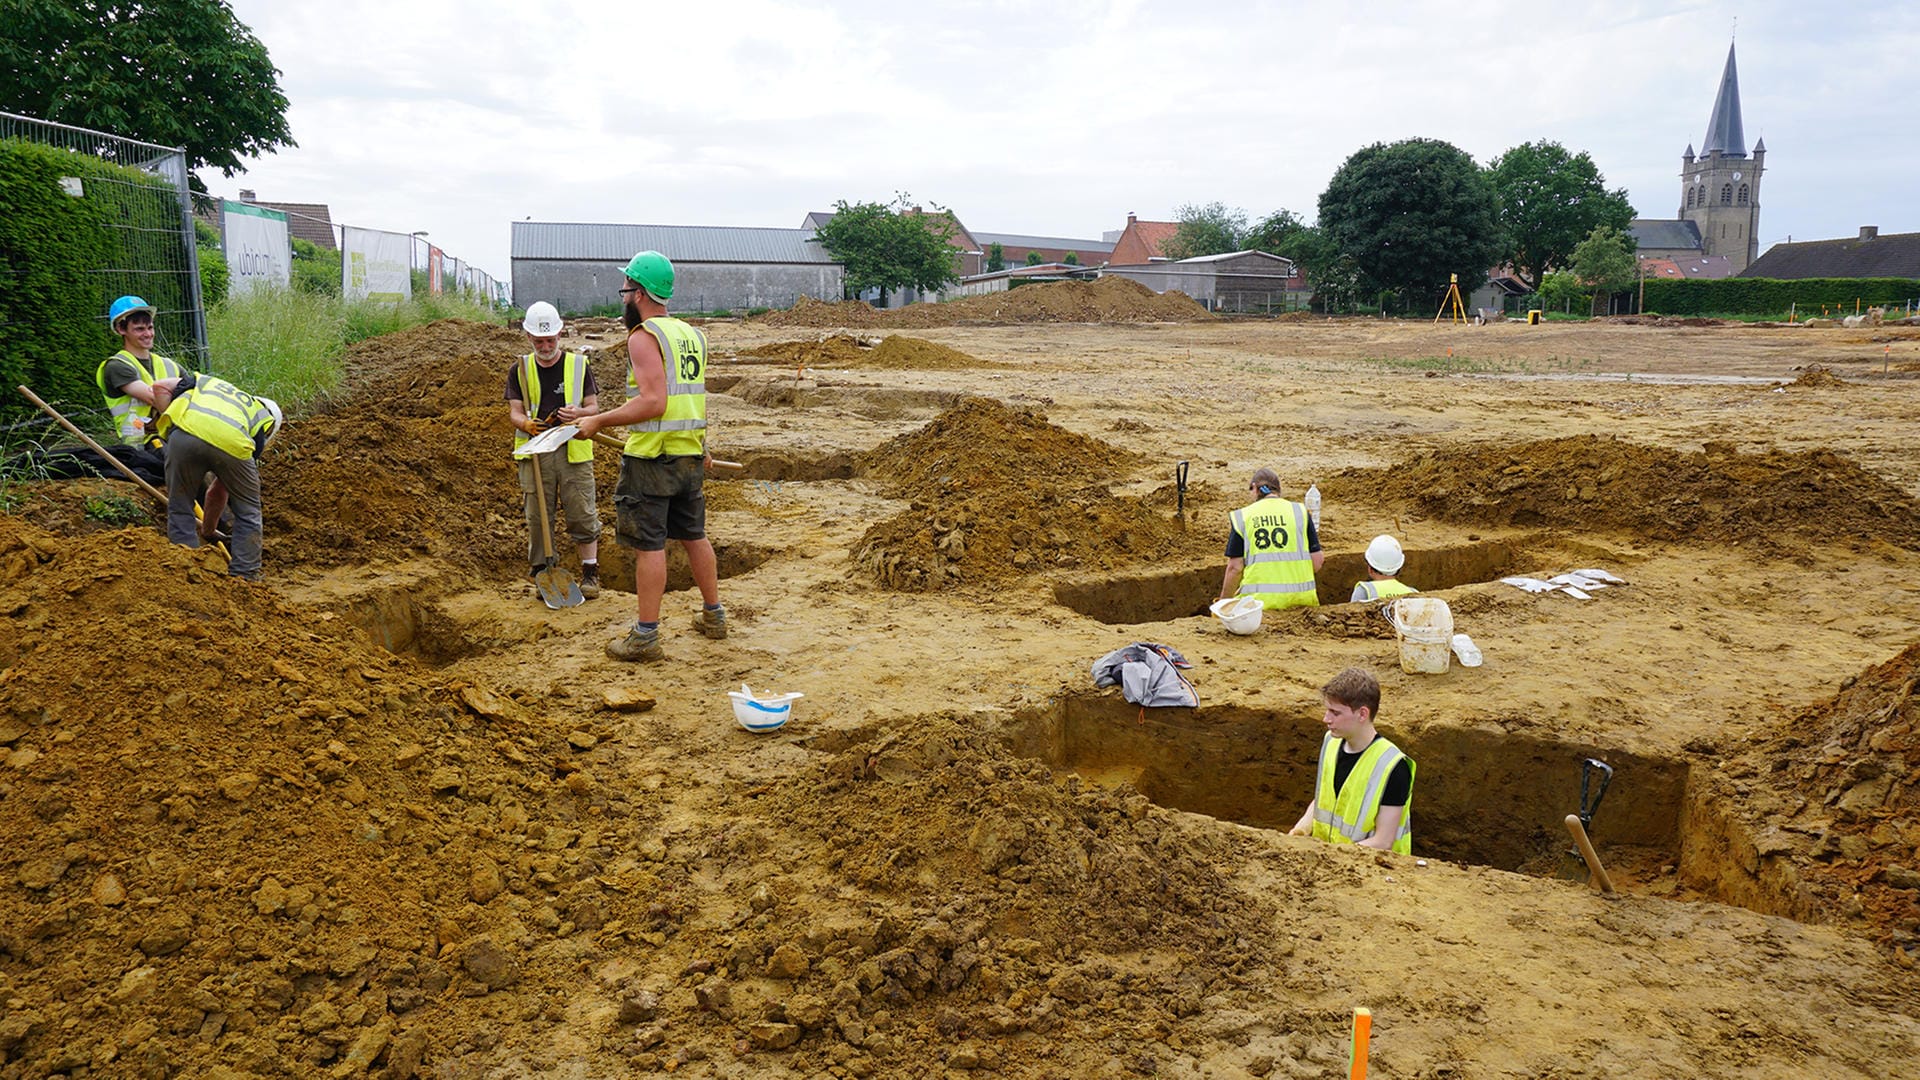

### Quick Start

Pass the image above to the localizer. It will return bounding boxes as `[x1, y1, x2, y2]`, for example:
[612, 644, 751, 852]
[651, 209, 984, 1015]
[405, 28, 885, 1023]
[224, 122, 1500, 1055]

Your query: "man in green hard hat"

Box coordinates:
[576, 251, 726, 662]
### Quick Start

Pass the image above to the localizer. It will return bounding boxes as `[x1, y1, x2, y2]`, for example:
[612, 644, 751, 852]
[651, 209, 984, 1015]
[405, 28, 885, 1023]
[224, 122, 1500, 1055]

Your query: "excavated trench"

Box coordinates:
[1001, 694, 1814, 923]
[731, 379, 968, 419]
[1053, 540, 1521, 623]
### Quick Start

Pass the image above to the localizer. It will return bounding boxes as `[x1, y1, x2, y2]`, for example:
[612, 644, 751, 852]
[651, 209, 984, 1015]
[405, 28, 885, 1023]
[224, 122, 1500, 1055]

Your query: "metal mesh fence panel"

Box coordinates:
[0, 111, 208, 371]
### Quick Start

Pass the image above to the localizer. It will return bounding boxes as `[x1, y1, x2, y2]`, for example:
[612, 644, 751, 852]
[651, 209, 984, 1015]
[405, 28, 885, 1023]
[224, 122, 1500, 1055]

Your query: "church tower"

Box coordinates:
[1680, 42, 1764, 271]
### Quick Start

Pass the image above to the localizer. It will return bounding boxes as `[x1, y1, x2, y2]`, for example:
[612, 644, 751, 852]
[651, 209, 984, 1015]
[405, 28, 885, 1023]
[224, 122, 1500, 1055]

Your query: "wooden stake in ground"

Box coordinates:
[1349, 1007, 1372, 1080]
[1564, 813, 1617, 895]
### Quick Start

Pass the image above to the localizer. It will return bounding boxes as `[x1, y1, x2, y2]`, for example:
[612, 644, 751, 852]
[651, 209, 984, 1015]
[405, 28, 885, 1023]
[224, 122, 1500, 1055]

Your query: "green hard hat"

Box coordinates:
[623, 250, 674, 301]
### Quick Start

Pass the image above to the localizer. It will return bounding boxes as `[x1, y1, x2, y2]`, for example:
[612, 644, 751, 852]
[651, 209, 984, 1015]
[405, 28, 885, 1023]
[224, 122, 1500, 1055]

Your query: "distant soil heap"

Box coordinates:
[741, 335, 1000, 370]
[851, 399, 1197, 590]
[1339, 435, 1920, 550]
[759, 277, 1213, 328]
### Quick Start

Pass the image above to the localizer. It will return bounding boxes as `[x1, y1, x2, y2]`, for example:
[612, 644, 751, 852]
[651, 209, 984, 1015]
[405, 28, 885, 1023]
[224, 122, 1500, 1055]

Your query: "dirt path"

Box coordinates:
[3, 314, 1918, 1078]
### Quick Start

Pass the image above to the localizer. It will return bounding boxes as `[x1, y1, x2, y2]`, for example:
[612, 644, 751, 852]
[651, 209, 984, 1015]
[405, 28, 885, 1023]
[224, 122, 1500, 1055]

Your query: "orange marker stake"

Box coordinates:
[1349, 1007, 1372, 1080]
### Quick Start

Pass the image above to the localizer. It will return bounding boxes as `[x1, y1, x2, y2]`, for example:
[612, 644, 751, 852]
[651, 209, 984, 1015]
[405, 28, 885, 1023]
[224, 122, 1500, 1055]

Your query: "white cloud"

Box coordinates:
[224, 0, 1920, 284]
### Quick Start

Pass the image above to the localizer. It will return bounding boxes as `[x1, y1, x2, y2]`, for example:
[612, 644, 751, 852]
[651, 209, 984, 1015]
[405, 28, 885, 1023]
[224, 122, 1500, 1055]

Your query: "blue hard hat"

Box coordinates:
[108, 295, 155, 329]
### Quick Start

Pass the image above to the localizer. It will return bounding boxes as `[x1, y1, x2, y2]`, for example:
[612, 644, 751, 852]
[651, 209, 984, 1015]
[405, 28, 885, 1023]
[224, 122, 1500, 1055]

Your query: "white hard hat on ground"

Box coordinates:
[522, 301, 563, 336]
[1365, 534, 1406, 575]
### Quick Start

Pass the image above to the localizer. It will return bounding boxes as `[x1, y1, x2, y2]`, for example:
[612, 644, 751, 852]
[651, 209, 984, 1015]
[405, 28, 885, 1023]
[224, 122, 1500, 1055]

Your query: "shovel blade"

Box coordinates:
[534, 564, 584, 609]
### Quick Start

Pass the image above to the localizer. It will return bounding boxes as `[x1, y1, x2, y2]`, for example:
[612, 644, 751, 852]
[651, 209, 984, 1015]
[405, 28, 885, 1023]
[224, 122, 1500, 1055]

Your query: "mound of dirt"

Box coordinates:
[758, 278, 1213, 329]
[740, 335, 868, 367]
[265, 321, 646, 575]
[1744, 642, 1920, 951]
[851, 400, 1196, 589]
[0, 518, 660, 1074]
[859, 398, 1139, 499]
[1786, 365, 1849, 388]
[1339, 436, 1920, 550]
[864, 336, 998, 370]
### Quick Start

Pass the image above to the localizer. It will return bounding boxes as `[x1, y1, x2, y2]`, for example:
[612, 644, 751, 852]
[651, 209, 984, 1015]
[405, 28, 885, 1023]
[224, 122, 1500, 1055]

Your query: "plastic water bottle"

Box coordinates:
[1304, 483, 1322, 533]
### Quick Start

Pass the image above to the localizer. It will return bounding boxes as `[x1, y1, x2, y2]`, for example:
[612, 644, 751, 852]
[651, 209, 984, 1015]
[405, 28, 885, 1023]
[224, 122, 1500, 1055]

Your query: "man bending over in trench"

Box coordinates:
[1290, 668, 1415, 853]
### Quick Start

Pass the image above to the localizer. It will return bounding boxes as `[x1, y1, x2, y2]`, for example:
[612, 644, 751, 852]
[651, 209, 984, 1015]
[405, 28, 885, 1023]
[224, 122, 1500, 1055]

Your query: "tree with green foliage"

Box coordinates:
[1062, 252, 1079, 266]
[1162, 201, 1247, 260]
[1243, 208, 1340, 284]
[289, 237, 339, 296]
[1317, 138, 1505, 306]
[1569, 225, 1637, 314]
[1535, 270, 1588, 314]
[0, 0, 295, 191]
[1024, 250, 1044, 266]
[1488, 140, 1635, 292]
[986, 242, 1005, 272]
[811, 195, 960, 299]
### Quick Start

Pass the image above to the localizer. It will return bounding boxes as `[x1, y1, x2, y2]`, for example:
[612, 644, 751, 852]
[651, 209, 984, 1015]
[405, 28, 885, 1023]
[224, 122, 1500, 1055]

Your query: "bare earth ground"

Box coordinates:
[5, 308, 1920, 1078]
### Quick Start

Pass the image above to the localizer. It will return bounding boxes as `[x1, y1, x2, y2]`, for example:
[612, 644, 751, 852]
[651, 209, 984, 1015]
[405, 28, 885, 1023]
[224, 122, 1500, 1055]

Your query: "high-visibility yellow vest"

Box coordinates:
[1353, 578, 1418, 602]
[1230, 497, 1317, 609]
[513, 351, 593, 464]
[1310, 732, 1415, 855]
[624, 317, 708, 459]
[96, 349, 184, 444]
[156, 376, 275, 460]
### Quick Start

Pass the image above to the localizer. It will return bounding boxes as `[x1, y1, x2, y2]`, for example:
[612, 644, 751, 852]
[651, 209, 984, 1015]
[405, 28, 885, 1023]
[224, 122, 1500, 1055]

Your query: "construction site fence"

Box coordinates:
[0, 110, 208, 369]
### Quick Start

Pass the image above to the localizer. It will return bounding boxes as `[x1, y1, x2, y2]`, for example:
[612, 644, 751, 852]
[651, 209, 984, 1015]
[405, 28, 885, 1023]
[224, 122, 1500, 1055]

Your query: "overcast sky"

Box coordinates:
[224, 0, 1917, 288]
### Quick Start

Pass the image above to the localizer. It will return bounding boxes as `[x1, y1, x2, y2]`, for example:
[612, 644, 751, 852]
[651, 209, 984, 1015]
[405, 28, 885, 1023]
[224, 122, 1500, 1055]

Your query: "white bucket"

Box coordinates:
[1209, 596, 1264, 635]
[728, 684, 803, 733]
[1389, 597, 1453, 674]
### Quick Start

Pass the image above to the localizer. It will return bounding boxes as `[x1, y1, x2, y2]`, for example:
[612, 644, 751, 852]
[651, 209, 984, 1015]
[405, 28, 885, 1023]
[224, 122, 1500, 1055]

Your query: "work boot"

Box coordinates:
[690, 604, 728, 640]
[579, 563, 601, 599]
[606, 625, 663, 662]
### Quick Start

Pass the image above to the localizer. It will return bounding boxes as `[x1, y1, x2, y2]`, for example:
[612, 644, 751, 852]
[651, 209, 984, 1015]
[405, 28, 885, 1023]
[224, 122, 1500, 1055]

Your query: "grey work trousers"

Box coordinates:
[518, 450, 600, 565]
[165, 428, 264, 578]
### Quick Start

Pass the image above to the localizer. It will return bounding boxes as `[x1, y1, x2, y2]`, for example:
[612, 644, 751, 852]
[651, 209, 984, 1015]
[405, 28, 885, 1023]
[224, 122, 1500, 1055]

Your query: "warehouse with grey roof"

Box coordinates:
[511, 221, 843, 315]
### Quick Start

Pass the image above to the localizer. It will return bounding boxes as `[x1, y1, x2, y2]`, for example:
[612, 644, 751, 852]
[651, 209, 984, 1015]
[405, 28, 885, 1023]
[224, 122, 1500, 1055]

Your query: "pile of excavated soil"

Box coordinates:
[864, 336, 997, 369]
[1339, 436, 1920, 551]
[265, 321, 644, 574]
[1738, 641, 1920, 953]
[758, 278, 1213, 329]
[859, 398, 1140, 498]
[851, 400, 1198, 589]
[742, 335, 1000, 371]
[0, 519, 646, 1074]
[741, 336, 868, 367]
[1787, 365, 1849, 388]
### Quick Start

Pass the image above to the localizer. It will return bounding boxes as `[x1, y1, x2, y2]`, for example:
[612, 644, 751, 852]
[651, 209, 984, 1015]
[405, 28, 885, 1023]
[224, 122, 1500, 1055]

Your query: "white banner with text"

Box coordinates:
[341, 225, 412, 303]
[220, 201, 291, 296]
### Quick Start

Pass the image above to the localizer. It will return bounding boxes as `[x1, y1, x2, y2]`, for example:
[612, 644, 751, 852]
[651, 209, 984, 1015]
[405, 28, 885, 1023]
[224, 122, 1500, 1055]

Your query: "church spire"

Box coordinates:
[1701, 41, 1746, 157]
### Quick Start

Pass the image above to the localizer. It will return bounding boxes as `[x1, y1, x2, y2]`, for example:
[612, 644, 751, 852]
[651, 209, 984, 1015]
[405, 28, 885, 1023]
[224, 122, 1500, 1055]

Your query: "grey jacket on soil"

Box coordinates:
[1091, 642, 1198, 708]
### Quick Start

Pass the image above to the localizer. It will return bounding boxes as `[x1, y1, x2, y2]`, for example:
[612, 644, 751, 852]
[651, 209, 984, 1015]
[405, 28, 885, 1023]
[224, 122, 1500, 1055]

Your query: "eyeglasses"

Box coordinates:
[619, 286, 642, 295]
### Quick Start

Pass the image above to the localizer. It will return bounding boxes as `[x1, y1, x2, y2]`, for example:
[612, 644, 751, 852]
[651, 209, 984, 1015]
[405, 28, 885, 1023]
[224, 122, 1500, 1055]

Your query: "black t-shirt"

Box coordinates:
[1224, 502, 1320, 558]
[1332, 734, 1412, 808]
[504, 356, 597, 422]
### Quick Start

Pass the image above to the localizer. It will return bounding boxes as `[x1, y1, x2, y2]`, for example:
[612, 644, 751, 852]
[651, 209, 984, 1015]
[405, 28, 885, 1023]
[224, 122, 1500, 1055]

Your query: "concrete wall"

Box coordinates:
[512, 259, 844, 315]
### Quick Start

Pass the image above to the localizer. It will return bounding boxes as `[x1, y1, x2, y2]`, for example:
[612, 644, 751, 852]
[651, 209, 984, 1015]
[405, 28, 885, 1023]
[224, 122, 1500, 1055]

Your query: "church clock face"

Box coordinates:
[1731, 171, 1742, 180]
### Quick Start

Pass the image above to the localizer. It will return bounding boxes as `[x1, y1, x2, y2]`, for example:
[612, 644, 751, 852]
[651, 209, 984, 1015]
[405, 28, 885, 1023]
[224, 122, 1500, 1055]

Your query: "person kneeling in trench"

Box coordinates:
[1290, 668, 1415, 853]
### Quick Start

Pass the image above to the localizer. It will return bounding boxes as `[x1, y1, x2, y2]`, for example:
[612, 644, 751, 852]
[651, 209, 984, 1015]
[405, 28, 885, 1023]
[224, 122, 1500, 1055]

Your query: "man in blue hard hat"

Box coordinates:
[576, 251, 726, 662]
[97, 295, 188, 479]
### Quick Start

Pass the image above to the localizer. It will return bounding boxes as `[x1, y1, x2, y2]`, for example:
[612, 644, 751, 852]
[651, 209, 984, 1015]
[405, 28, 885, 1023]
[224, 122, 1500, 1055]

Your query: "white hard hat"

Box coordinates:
[522, 301, 563, 337]
[259, 398, 285, 452]
[1365, 534, 1405, 575]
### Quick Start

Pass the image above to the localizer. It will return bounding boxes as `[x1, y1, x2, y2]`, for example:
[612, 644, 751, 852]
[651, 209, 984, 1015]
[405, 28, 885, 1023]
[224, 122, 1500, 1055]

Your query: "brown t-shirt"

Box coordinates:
[503, 355, 597, 422]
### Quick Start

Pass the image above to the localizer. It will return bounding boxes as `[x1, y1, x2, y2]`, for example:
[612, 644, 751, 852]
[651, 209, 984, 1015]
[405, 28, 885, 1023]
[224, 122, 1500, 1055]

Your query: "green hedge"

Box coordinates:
[0, 138, 200, 423]
[1642, 276, 1920, 316]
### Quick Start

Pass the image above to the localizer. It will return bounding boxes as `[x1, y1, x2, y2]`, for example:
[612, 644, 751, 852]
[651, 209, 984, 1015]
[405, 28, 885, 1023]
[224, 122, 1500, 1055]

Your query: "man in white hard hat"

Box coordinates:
[1350, 534, 1418, 603]
[1220, 467, 1324, 610]
[506, 301, 603, 598]
[150, 373, 282, 581]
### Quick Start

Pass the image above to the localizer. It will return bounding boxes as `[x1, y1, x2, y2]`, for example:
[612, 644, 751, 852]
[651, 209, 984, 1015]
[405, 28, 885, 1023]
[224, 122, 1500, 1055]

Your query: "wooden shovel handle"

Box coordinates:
[1564, 814, 1616, 895]
[585, 430, 742, 473]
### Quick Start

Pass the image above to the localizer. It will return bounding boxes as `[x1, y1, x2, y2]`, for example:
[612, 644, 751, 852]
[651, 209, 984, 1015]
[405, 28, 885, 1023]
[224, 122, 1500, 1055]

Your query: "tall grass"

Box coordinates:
[207, 287, 504, 411]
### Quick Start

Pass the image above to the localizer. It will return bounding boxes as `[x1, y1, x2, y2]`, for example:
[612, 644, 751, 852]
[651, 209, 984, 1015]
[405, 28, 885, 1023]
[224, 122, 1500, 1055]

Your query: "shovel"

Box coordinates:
[524, 447, 583, 609]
